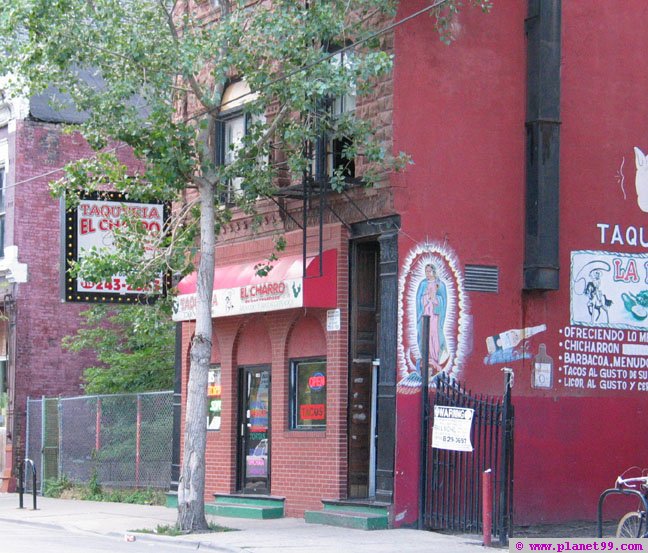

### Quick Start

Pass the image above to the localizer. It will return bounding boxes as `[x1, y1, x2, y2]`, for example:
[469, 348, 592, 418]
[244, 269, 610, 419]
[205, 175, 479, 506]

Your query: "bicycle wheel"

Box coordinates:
[617, 511, 644, 537]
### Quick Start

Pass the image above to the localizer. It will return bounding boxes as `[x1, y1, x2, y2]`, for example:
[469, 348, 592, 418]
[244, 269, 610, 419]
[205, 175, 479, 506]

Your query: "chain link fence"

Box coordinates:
[26, 391, 173, 493]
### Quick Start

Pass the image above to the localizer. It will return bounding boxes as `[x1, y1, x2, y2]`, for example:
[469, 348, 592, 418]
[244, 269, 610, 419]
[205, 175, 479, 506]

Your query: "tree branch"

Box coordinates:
[158, 0, 213, 112]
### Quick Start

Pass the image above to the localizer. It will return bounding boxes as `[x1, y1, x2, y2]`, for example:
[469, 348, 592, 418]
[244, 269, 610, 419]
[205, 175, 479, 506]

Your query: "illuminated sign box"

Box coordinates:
[64, 192, 169, 303]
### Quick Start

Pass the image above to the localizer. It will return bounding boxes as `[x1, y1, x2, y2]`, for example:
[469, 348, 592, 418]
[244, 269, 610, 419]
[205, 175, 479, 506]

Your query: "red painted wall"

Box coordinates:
[392, 0, 648, 526]
[516, 1, 648, 524]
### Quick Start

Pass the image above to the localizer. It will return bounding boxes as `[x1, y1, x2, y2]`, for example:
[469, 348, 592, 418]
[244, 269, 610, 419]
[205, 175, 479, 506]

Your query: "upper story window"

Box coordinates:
[216, 81, 264, 206]
[314, 48, 357, 185]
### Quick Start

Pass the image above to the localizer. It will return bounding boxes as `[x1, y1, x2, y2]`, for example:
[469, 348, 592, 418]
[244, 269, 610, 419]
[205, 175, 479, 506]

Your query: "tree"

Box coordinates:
[0, 0, 491, 532]
[62, 304, 175, 395]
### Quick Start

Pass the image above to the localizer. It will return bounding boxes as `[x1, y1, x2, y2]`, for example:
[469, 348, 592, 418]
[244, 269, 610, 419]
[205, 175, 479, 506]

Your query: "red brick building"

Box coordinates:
[0, 91, 141, 490]
[173, 0, 648, 531]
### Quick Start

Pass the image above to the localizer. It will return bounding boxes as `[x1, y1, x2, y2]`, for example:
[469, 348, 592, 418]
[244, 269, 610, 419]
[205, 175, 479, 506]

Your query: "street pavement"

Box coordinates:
[0, 493, 487, 552]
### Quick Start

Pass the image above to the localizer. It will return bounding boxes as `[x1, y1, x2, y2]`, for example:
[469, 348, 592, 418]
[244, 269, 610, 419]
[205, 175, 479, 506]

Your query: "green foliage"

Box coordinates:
[0, 0, 490, 266]
[43, 475, 166, 505]
[133, 522, 233, 536]
[62, 304, 174, 395]
[83, 467, 103, 500]
[43, 475, 74, 498]
[432, 0, 494, 45]
[0, 0, 491, 531]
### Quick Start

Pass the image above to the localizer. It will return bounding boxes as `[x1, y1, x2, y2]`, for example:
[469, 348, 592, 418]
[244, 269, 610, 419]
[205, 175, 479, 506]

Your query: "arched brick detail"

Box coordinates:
[286, 314, 327, 359]
[234, 316, 272, 366]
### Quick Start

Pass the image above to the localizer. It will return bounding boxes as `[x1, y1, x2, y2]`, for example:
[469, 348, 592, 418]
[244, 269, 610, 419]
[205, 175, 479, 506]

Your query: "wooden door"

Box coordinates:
[348, 241, 379, 498]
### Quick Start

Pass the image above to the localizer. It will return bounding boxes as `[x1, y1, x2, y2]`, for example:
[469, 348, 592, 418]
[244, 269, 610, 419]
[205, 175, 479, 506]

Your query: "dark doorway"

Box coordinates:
[348, 240, 380, 498]
[237, 365, 271, 494]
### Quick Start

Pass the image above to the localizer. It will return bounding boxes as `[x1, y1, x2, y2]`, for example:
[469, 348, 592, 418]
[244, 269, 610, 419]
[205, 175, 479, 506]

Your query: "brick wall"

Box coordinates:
[176, 2, 396, 518]
[180, 224, 350, 516]
[10, 119, 142, 454]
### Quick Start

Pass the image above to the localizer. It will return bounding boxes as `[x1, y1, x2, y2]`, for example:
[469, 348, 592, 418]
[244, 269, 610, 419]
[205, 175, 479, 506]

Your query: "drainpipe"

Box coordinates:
[524, 0, 562, 290]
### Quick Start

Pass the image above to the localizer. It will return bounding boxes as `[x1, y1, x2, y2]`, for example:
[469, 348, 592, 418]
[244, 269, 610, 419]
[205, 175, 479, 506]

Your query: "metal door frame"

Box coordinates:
[237, 364, 271, 494]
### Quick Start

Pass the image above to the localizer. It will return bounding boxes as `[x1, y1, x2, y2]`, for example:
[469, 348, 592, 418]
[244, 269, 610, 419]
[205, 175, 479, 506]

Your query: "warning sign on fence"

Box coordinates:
[431, 405, 474, 452]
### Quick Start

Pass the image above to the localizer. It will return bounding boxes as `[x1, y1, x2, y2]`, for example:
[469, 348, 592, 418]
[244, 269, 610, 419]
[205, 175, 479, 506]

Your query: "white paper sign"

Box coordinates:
[432, 405, 474, 452]
[327, 309, 341, 331]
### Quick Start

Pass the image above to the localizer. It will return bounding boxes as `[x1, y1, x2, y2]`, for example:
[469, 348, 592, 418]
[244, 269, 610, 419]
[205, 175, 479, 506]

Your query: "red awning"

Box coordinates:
[173, 249, 337, 321]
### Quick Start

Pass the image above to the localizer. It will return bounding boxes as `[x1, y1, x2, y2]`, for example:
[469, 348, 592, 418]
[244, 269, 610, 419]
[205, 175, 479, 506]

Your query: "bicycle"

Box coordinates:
[598, 470, 648, 538]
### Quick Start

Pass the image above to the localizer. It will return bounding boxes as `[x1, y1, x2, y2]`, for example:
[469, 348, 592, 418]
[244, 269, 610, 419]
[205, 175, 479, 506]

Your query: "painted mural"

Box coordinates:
[571, 251, 648, 330]
[397, 241, 470, 393]
[483, 324, 547, 366]
[551, 146, 648, 395]
[634, 147, 648, 212]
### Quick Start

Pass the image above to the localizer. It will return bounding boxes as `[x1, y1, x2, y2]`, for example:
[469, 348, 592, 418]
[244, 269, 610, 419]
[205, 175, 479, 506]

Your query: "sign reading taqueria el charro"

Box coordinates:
[65, 192, 169, 303]
[173, 249, 338, 321]
[173, 277, 304, 321]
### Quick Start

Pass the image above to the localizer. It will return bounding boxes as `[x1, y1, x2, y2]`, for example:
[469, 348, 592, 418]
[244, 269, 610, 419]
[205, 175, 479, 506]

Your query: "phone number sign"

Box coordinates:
[64, 192, 169, 303]
[431, 406, 474, 452]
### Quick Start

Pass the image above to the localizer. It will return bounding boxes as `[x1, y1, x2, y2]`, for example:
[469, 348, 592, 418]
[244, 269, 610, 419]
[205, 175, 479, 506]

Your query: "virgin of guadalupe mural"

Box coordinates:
[416, 264, 449, 372]
[397, 241, 470, 394]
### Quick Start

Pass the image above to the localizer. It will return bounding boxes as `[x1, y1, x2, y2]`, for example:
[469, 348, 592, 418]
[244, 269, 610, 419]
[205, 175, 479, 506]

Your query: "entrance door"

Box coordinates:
[238, 366, 271, 494]
[348, 241, 380, 498]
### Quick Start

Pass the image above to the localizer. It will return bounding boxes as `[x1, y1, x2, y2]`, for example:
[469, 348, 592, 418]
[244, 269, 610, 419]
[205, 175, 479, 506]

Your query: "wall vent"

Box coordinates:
[465, 265, 499, 293]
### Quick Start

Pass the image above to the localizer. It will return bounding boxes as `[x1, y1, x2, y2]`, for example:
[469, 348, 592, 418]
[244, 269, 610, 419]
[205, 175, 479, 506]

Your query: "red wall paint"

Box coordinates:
[392, 0, 648, 526]
[513, 1, 648, 524]
[514, 397, 648, 523]
[392, 0, 527, 525]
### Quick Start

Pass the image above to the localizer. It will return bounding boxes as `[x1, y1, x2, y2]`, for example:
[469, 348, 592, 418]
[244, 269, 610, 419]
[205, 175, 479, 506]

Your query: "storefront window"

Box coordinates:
[207, 365, 222, 431]
[290, 359, 326, 430]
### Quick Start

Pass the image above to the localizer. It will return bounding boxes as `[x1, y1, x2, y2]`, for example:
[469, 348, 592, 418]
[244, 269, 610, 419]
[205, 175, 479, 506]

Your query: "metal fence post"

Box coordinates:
[57, 399, 62, 485]
[18, 460, 24, 509]
[483, 469, 493, 546]
[40, 396, 45, 493]
[95, 397, 102, 452]
[135, 395, 142, 488]
[417, 314, 431, 530]
[498, 368, 513, 546]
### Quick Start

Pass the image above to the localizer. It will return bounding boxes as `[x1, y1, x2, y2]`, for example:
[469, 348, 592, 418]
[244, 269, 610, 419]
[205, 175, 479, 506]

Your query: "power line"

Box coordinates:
[7, 143, 130, 190]
[7, 0, 449, 190]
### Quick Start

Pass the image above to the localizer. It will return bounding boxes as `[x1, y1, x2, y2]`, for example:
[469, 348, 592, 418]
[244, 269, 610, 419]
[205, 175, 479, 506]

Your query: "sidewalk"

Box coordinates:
[0, 493, 486, 552]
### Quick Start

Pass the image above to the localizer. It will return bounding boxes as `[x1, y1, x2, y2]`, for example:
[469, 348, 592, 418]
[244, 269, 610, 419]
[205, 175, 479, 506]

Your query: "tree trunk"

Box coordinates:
[177, 180, 215, 532]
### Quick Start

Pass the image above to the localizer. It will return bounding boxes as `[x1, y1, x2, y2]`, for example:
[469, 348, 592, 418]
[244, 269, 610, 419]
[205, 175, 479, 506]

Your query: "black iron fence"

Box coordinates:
[422, 370, 514, 544]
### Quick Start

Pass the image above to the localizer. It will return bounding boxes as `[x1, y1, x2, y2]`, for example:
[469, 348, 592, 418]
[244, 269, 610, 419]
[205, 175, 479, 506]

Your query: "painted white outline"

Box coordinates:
[397, 241, 470, 382]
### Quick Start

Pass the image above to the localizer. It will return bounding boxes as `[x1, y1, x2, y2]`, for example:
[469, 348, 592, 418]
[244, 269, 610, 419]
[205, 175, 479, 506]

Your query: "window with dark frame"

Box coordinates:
[290, 358, 327, 430]
[314, 48, 357, 183]
[216, 80, 268, 206]
[217, 107, 249, 206]
[207, 365, 222, 431]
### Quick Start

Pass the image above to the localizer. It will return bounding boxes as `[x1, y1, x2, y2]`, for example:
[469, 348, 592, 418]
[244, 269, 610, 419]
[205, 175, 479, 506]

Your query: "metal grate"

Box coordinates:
[465, 265, 499, 293]
[26, 391, 173, 490]
[424, 372, 514, 543]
